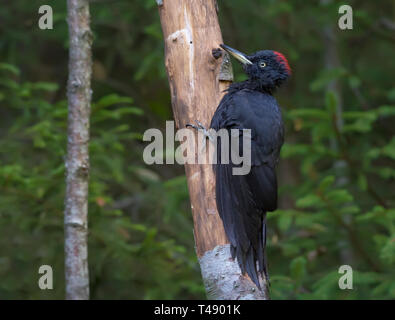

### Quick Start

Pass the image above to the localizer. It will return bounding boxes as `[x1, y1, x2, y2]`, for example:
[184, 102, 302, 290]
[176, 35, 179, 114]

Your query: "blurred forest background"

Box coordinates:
[0, 0, 394, 299]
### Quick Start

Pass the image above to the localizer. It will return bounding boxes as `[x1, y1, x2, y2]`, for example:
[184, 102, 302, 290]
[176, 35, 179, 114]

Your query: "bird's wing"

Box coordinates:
[211, 89, 284, 165]
[210, 89, 284, 288]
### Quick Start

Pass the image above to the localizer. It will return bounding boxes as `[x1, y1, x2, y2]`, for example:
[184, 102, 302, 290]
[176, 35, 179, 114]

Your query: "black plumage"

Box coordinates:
[210, 44, 291, 289]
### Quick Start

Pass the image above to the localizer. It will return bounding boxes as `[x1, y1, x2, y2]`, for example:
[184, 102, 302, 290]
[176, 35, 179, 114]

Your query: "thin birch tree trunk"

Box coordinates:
[64, 0, 92, 300]
[157, 0, 268, 299]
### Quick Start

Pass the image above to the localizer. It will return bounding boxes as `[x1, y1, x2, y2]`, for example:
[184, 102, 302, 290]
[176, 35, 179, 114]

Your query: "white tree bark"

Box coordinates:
[200, 245, 269, 299]
[64, 0, 92, 300]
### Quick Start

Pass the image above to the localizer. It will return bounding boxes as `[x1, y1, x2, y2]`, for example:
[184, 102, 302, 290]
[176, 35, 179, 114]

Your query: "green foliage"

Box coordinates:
[268, 59, 395, 298]
[0, 64, 203, 299]
[1, 0, 394, 299]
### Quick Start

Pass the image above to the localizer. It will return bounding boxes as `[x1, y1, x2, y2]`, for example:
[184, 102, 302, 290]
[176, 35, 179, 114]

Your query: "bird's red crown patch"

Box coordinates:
[273, 51, 291, 74]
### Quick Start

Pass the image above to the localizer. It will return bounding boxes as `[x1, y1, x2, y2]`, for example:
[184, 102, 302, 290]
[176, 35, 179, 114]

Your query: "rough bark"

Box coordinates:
[200, 245, 269, 299]
[157, 0, 268, 299]
[64, 0, 92, 300]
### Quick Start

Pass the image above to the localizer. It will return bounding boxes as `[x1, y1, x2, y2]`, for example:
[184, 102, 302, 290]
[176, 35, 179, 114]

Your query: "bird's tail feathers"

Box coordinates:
[230, 214, 269, 290]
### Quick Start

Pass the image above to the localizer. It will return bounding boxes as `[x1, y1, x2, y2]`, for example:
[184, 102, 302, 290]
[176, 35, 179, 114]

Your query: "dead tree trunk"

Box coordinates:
[64, 0, 92, 300]
[157, 0, 268, 299]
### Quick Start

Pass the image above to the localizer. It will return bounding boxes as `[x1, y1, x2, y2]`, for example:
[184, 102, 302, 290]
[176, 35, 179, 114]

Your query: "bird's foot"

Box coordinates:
[186, 120, 214, 142]
[186, 120, 215, 154]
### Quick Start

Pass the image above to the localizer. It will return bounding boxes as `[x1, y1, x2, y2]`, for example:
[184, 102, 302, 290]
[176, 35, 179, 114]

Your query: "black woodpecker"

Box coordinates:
[189, 44, 291, 289]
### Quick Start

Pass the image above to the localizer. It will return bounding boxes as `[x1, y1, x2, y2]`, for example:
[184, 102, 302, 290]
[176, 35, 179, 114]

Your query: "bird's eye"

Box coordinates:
[259, 61, 266, 68]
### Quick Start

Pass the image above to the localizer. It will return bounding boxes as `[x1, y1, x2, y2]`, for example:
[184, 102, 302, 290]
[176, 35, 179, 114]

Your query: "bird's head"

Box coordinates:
[220, 44, 291, 92]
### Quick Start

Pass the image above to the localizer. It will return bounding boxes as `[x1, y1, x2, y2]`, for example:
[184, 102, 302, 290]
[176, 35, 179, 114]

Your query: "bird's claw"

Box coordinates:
[186, 120, 214, 142]
[186, 120, 205, 131]
[186, 120, 215, 154]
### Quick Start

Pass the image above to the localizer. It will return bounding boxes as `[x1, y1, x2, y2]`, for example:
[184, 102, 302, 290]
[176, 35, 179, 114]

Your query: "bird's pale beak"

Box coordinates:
[220, 44, 253, 65]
